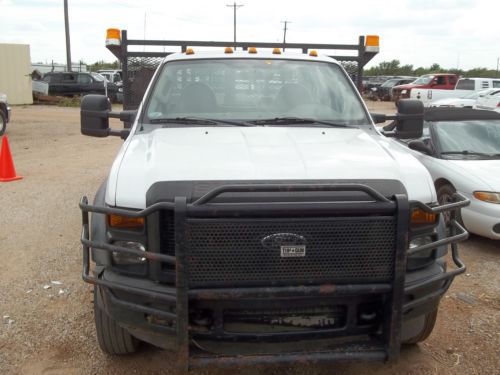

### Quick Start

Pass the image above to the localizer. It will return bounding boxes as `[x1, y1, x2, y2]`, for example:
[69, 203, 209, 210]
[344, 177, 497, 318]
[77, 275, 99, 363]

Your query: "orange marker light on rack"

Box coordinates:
[365, 35, 380, 52]
[105, 28, 121, 46]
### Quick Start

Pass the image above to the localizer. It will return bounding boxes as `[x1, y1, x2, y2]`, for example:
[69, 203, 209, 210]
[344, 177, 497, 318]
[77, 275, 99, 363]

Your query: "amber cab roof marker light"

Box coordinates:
[248, 47, 257, 54]
[365, 35, 380, 53]
[185, 48, 195, 55]
[272, 48, 282, 55]
[309, 50, 318, 57]
[105, 28, 121, 47]
[224, 47, 234, 54]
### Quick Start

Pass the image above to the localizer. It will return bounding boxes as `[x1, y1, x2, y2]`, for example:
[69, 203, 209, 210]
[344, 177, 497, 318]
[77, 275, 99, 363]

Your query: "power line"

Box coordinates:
[281, 20, 292, 51]
[226, 2, 244, 48]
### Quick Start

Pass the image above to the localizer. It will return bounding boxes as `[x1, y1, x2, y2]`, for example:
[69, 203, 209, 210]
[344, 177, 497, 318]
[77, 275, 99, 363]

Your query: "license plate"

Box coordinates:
[280, 245, 306, 257]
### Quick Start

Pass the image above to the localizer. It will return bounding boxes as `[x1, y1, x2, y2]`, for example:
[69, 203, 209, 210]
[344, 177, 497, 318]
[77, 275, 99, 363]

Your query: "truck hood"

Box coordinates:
[106, 126, 435, 208]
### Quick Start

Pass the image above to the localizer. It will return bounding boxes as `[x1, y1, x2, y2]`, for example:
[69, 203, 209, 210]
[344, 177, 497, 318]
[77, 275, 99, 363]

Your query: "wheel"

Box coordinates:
[93, 285, 139, 354]
[436, 183, 462, 227]
[0, 110, 6, 136]
[403, 309, 438, 344]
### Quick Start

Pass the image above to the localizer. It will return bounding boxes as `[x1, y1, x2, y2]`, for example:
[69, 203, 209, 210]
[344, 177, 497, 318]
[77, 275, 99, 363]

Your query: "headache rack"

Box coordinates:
[80, 183, 469, 371]
[106, 30, 379, 110]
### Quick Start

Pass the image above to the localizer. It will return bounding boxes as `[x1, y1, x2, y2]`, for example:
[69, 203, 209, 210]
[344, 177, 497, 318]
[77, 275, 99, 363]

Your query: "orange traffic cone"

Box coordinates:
[0, 135, 23, 182]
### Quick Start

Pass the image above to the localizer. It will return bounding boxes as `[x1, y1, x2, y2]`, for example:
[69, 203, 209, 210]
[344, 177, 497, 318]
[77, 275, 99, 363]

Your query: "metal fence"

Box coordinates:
[107, 31, 377, 110]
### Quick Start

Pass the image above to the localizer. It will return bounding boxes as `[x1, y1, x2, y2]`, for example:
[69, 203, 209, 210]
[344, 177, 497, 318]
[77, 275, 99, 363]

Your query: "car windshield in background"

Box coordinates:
[145, 59, 369, 126]
[435, 120, 500, 159]
[380, 79, 399, 88]
[412, 75, 434, 85]
[91, 73, 105, 82]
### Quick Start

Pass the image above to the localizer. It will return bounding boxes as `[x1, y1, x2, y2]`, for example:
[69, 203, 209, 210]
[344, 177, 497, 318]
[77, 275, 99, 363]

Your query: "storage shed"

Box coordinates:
[0, 43, 33, 105]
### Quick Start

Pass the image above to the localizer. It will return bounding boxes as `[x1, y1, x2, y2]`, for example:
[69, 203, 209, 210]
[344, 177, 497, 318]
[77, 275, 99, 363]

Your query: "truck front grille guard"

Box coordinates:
[79, 184, 469, 369]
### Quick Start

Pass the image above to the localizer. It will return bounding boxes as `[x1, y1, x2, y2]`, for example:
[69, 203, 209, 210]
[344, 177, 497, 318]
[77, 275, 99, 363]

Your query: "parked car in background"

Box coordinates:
[97, 69, 122, 85]
[0, 92, 10, 136]
[392, 73, 459, 103]
[429, 88, 498, 108]
[43, 71, 119, 102]
[411, 78, 500, 106]
[398, 108, 500, 239]
[474, 89, 500, 112]
[370, 77, 416, 101]
[362, 75, 391, 94]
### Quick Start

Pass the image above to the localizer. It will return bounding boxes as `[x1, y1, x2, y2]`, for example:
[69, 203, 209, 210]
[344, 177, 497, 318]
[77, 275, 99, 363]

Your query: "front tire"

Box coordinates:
[93, 285, 139, 354]
[0, 110, 6, 136]
[403, 309, 438, 344]
[436, 183, 462, 228]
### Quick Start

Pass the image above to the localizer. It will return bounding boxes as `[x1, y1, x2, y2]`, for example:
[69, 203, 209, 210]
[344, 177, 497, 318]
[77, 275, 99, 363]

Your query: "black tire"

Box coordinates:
[403, 309, 438, 344]
[93, 286, 139, 354]
[436, 183, 462, 227]
[0, 110, 6, 136]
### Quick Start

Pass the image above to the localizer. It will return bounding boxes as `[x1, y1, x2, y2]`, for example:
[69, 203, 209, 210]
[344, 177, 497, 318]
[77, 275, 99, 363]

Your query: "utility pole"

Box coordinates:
[226, 2, 244, 48]
[496, 57, 499, 78]
[63, 0, 72, 71]
[281, 20, 291, 51]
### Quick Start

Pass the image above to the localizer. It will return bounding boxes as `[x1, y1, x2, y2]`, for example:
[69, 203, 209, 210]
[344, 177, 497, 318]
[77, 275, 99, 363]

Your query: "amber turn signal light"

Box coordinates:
[108, 214, 144, 229]
[411, 208, 438, 226]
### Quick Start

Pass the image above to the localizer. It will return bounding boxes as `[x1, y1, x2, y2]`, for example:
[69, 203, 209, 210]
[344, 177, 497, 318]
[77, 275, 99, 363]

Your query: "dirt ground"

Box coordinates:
[0, 103, 498, 374]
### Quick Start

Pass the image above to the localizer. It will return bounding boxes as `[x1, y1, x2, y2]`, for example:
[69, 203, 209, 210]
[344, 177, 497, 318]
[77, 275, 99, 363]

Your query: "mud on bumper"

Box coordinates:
[79, 183, 469, 370]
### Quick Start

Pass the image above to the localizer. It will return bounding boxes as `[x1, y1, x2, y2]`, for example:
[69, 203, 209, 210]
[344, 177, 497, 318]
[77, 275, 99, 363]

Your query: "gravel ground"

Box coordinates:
[0, 104, 499, 374]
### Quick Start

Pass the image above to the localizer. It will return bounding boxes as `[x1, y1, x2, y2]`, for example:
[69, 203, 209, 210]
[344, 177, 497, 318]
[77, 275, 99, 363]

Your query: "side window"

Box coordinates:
[436, 76, 446, 85]
[455, 79, 474, 90]
[77, 74, 92, 84]
[62, 73, 76, 83]
[492, 81, 500, 88]
[448, 76, 457, 85]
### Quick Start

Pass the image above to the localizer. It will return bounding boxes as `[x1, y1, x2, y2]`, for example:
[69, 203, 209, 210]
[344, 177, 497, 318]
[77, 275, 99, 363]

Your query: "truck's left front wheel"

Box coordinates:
[93, 285, 139, 354]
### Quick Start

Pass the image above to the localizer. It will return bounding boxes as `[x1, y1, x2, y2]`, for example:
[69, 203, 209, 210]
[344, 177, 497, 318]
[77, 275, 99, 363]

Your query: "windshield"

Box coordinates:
[145, 59, 369, 125]
[380, 79, 399, 88]
[412, 75, 434, 85]
[91, 72, 105, 82]
[435, 120, 500, 158]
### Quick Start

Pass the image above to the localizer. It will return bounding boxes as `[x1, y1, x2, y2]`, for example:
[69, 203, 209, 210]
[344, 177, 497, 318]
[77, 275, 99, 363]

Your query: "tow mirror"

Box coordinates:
[81, 94, 135, 139]
[408, 139, 433, 155]
[394, 99, 424, 139]
[371, 113, 387, 124]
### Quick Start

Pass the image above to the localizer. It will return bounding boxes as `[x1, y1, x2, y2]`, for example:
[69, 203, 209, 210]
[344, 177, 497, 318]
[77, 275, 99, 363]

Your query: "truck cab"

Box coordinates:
[392, 73, 459, 102]
[79, 48, 469, 371]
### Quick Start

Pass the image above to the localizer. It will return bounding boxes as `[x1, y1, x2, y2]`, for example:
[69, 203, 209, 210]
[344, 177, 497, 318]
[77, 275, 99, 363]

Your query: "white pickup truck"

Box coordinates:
[410, 77, 500, 106]
[78, 48, 469, 370]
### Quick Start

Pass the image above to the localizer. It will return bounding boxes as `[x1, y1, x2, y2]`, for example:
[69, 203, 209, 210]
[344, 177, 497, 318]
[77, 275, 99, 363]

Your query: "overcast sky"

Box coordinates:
[1, 0, 499, 70]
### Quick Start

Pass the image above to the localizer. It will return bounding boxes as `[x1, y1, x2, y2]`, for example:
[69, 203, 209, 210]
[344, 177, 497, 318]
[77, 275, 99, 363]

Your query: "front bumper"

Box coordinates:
[461, 195, 500, 239]
[80, 183, 469, 370]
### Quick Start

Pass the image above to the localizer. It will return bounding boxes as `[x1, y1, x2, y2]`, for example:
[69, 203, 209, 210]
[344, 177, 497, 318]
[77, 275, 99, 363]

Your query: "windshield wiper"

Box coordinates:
[441, 150, 493, 157]
[248, 117, 353, 128]
[150, 117, 252, 126]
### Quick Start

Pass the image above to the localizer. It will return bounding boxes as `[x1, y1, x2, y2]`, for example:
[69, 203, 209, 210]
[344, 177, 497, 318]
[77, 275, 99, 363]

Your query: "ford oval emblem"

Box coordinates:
[261, 233, 307, 250]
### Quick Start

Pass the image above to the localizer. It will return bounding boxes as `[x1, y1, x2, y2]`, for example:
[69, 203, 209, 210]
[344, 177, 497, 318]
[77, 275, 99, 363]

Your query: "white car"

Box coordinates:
[474, 89, 500, 112]
[404, 108, 500, 239]
[429, 88, 497, 109]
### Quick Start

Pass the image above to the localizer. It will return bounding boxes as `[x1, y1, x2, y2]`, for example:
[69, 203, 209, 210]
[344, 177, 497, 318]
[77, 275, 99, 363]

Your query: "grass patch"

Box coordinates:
[57, 96, 81, 107]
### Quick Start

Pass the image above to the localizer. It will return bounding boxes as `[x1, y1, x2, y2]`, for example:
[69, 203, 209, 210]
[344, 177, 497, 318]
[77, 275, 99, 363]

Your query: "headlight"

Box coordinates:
[118, 87, 123, 93]
[473, 191, 500, 204]
[401, 90, 407, 94]
[408, 235, 436, 270]
[112, 241, 146, 265]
